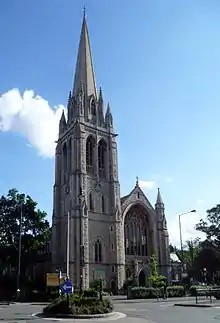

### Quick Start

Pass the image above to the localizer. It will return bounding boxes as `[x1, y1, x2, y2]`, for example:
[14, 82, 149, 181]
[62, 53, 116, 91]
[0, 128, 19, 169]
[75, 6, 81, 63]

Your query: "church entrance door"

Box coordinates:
[138, 270, 146, 287]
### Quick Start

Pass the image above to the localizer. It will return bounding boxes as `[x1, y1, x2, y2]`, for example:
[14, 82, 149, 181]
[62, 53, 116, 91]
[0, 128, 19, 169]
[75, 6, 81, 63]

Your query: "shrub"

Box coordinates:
[122, 278, 138, 294]
[166, 286, 184, 297]
[212, 287, 220, 300]
[83, 289, 99, 298]
[43, 294, 113, 316]
[128, 285, 185, 299]
[90, 279, 102, 291]
[128, 287, 164, 299]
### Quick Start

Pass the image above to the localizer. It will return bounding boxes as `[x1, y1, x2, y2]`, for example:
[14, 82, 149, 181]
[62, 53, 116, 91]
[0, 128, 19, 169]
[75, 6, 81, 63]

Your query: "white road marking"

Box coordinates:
[32, 312, 127, 321]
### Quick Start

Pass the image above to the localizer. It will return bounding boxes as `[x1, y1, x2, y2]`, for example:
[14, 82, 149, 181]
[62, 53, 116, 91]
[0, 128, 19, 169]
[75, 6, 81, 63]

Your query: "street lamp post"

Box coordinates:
[178, 210, 196, 268]
[79, 187, 85, 294]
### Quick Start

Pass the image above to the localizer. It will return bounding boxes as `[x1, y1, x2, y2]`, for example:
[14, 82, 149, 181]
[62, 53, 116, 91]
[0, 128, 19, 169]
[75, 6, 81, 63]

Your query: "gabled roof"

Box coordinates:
[120, 181, 155, 212]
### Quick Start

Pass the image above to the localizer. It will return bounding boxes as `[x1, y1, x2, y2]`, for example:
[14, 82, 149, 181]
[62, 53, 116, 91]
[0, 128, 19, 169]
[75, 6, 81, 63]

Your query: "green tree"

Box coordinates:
[196, 204, 220, 243]
[182, 238, 201, 267]
[148, 253, 165, 288]
[0, 188, 51, 273]
[193, 247, 220, 280]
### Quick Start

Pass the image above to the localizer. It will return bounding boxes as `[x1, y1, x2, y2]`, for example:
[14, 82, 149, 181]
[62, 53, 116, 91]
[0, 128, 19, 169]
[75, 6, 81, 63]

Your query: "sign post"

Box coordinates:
[61, 280, 73, 308]
[61, 280, 73, 295]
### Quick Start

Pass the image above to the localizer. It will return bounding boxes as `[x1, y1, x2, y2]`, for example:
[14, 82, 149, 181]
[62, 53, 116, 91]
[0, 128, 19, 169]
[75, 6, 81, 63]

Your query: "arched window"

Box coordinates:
[124, 205, 148, 257]
[62, 143, 67, 184]
[68, 138, 72, 173]
[91, 99, 96, 116]
[94, 239, 102, 263]
[101, 195, 105, 213]
[98, 139, 107, 178]
[63, 143, 67, 171]
[88, 192, 93, 211]
[86, 136, 94, 173]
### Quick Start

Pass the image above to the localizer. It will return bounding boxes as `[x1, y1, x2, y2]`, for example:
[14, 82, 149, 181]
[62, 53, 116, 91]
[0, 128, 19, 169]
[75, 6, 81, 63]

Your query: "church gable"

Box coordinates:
[120, 184, 155, 214]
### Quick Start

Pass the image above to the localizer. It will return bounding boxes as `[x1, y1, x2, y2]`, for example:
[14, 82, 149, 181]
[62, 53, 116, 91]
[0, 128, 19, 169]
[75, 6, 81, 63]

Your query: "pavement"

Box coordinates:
[0, 297, 220, 322]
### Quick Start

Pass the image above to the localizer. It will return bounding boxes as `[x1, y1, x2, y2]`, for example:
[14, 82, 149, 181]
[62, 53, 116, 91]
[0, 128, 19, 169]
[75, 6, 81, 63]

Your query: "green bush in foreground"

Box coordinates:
[43, 293, 113, 315]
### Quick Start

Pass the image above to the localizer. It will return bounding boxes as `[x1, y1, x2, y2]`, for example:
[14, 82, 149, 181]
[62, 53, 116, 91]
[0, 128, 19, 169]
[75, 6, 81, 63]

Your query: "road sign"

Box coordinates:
[46, 273, 66, 287]
[61, 280, 73, 294]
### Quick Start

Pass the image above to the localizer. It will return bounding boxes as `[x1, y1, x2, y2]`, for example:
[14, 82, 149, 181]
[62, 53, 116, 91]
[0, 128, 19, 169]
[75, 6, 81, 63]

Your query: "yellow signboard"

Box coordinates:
[46, 273, 66, 287]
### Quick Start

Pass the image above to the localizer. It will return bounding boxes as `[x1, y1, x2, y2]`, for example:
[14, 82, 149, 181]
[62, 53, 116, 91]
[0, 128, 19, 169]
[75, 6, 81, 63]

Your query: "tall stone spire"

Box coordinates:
[72, 14, 97, 99]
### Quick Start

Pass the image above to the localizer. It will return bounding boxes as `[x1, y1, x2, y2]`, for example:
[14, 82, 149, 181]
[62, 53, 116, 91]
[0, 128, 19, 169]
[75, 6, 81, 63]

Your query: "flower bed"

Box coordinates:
[43, 291, 113, 316]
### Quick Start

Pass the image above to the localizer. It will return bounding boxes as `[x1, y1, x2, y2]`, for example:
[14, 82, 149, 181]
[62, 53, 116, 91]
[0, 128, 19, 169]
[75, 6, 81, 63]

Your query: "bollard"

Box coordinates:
[100, 278, 103, 301]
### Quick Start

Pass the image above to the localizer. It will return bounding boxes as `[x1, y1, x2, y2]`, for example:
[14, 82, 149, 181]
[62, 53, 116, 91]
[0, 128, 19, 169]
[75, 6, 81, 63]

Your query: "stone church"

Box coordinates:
[51, 14, 170, 292]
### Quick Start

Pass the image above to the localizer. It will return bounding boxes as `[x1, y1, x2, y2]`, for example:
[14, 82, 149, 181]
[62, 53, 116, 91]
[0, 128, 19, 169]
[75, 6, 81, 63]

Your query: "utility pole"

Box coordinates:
[16, 203, 23, 300]
[66, 211, 70, 279]
[79, 187, 85, 293]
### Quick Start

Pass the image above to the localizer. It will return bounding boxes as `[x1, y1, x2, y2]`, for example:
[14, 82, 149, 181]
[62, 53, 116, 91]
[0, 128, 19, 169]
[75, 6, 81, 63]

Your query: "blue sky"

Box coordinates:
[1, 0, 220, 245]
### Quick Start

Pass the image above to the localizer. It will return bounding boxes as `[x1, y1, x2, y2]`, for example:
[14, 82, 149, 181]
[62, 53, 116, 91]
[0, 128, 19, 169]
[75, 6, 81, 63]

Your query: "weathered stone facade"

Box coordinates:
[51, 15, 170, 292]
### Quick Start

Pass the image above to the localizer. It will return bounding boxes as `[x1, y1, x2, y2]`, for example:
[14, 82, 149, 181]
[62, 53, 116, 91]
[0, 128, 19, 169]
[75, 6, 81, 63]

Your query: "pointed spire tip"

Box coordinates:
[72, 7, 97, 98]
[156, 187, 164, 205]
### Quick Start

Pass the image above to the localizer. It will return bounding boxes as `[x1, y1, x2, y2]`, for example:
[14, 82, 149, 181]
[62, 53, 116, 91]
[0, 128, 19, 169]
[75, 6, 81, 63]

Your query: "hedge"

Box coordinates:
[166, 286, 184, 297]
[128, 286, 184, 299]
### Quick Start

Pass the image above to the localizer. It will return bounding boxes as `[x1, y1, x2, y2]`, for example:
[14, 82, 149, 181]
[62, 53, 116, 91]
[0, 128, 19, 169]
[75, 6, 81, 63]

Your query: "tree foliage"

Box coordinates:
[183, 238, 201, 267]
[169, 238, 200, 267]
[148, 253, 165, 288]
[196, 204, 220, 243]
[0, 188, 51, 270]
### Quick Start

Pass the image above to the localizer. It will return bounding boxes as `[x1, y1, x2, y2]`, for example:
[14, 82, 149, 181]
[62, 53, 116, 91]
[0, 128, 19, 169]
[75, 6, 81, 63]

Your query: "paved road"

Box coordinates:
[0, 299, 220, 322]
[114, 299, 220, 322]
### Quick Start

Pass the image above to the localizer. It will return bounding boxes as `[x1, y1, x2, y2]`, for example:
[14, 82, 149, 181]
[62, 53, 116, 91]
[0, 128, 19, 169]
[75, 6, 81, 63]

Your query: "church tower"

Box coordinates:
[155, 188, 170, 277]
[52, 13, 124, 290]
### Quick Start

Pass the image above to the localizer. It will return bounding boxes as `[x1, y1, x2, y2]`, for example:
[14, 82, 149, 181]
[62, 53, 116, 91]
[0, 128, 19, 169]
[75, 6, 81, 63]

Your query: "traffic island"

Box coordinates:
[40, 290, 123, 319]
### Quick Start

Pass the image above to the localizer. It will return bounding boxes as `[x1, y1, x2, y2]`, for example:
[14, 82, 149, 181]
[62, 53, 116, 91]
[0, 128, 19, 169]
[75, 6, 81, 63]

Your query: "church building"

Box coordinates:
[51, 14, 170, 292]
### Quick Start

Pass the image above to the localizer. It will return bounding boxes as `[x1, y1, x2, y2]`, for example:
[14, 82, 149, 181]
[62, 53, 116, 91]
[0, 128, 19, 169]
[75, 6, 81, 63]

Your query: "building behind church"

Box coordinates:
[51, 14, 170, 292]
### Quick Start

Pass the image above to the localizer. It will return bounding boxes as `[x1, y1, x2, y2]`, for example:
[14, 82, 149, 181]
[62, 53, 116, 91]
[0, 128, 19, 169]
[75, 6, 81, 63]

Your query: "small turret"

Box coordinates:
[105, 102, 113, 129]
[98, 87, 104, 126]
[59, 110, 67, 136]
[156, 188, 164, 206]
[155, 188, 170, 279]
[67, 91, 72, 123]
[155, 188, 166, 229]
[98, 87, 103, 103]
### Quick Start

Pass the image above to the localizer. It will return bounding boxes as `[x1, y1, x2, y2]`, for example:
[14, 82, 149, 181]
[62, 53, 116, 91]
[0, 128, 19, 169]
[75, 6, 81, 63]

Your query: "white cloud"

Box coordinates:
[0, 89, 65, 158]
[197, 199, 205, 205]
[168, 211, 206, 247]
[166, 177, 173, 183]
[139, 180, 156, 190]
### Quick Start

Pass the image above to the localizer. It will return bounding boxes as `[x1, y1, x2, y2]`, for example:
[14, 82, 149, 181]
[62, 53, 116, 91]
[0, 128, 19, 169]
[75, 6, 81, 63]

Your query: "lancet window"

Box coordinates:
[124, 205, 148, 256]
[94, 239, 102, 263]
[86, 135, 95, 173]
[98, 139, 107, 178]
